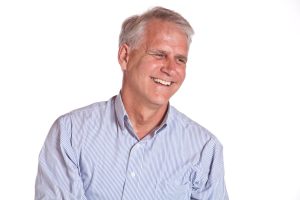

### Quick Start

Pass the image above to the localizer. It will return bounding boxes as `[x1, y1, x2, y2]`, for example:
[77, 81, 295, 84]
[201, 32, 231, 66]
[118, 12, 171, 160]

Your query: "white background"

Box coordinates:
[0, 0, 300, 199]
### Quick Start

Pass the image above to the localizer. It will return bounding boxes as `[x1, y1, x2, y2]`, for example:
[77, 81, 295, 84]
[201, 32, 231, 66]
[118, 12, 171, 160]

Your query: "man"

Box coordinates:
[35, 6, 228, 200]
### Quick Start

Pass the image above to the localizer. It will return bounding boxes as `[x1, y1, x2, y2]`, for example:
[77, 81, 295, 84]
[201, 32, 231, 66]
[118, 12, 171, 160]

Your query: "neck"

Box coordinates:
[120, 91, 168, 139]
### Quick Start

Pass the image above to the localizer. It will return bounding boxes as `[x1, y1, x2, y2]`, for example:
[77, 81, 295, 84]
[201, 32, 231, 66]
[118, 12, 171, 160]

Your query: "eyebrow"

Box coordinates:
[147, 49, 188, 61]
[146, 49, 167, 55]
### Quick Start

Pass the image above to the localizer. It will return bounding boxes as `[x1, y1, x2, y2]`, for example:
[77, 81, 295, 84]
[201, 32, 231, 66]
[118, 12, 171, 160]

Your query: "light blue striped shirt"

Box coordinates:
[35, 94, 228, 200]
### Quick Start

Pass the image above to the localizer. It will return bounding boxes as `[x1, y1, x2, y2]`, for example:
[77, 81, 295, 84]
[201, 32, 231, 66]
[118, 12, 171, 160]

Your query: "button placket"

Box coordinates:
[122, 142, 145, 199]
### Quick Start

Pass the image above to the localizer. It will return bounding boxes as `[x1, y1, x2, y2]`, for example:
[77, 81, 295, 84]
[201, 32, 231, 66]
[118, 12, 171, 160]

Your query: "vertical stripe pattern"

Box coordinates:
[35, 94, 228, 200]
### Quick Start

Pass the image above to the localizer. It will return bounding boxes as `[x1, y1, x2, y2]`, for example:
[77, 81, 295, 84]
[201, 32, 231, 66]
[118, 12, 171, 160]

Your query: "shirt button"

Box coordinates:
[130, 172, 136, 177]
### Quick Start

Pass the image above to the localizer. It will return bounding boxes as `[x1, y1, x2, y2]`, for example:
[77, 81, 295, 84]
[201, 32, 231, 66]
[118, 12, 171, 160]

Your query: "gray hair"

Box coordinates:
[119, 6, 194, 48]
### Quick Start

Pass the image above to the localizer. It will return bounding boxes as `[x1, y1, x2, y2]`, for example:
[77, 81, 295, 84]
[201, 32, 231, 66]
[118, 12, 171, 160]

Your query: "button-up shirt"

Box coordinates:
[35, 94, 228, 200]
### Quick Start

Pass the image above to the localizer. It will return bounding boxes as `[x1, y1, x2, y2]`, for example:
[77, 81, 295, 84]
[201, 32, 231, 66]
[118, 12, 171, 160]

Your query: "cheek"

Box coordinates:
[178, 68, 186, 82]
[140, 62, 158, 77]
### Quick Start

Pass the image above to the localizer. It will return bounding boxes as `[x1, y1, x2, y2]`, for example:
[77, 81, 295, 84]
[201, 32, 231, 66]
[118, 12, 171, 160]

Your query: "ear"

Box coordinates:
[118, 44, 130, 71]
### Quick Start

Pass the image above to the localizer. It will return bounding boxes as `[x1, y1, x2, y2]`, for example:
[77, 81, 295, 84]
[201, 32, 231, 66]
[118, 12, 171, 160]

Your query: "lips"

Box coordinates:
[151, 77, 173, 86]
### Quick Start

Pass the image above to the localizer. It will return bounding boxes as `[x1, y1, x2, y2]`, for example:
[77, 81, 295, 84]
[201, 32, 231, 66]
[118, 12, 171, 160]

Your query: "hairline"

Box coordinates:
[119, 7, 194, 49]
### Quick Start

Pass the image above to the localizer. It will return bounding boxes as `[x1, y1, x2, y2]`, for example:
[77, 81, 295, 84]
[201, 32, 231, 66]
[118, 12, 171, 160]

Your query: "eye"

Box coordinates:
[153, 53, 165, 59]
[147, 50, 166, 60]
[177, 57, 187, 65]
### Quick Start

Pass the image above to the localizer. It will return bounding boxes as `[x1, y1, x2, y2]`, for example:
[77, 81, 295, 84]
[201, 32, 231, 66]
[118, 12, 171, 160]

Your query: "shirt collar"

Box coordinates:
[154, 105, 169, 134]
[114, 93, 128, 131]
[114, 93, 170, 136]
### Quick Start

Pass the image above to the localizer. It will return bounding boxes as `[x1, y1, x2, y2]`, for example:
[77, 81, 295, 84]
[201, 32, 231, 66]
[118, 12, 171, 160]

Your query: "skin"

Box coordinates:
[118, 19, 189, 139]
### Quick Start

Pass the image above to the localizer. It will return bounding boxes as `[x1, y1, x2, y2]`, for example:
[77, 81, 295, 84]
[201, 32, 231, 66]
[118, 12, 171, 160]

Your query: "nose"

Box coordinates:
[160, 58, 177, 76]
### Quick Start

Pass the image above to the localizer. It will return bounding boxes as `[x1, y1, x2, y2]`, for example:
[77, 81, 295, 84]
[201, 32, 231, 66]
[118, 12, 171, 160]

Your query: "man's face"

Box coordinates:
[120, 19, 189, 108]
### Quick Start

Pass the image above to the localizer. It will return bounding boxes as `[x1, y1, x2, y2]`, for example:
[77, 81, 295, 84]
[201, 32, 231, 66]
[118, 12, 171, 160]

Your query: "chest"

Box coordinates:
[78, 130, 199, 200]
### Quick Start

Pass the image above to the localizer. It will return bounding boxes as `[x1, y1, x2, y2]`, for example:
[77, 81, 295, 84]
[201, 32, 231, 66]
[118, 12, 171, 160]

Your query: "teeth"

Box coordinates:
[152, 78, 172, 86]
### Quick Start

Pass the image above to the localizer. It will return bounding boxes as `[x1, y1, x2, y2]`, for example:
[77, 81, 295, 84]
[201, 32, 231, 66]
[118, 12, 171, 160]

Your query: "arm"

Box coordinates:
[191, 137, 229, 200]
[35, 115, 87, 200]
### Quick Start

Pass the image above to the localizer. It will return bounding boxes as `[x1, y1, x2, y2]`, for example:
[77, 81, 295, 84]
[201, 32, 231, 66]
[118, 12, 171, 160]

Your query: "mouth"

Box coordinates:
[151, 77, 174, 86]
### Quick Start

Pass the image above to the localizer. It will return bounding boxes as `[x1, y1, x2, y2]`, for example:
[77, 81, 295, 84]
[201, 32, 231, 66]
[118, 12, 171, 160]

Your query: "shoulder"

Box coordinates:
[51, 96, 116, 138]
[168, 106, 222, 147]
[47, 96, 117, 151]
[58, 96, 116, 122]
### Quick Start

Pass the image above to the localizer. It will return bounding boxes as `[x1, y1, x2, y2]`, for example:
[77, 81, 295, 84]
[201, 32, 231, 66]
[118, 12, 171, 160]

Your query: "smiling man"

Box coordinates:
[35, 7, 228, 200]
[118, 17, 188, 140]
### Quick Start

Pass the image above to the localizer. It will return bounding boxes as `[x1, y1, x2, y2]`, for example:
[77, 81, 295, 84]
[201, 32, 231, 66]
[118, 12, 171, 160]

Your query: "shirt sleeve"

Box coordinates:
[35, 115, 87, 200]
[190, 137, 229, 200]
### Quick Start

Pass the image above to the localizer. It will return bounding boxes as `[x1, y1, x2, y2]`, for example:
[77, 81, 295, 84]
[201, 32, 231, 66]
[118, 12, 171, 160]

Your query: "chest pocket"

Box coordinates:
[155, 180, 191, 200]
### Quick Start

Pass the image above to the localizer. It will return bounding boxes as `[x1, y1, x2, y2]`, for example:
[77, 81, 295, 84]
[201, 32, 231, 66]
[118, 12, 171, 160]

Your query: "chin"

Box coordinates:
[149, 95, 171, 107]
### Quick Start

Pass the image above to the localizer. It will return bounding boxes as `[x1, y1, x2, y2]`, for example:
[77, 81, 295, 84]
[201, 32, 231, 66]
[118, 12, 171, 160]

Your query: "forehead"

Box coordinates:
[141, 19, 189, 50]
[145, 19, 186, 38]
